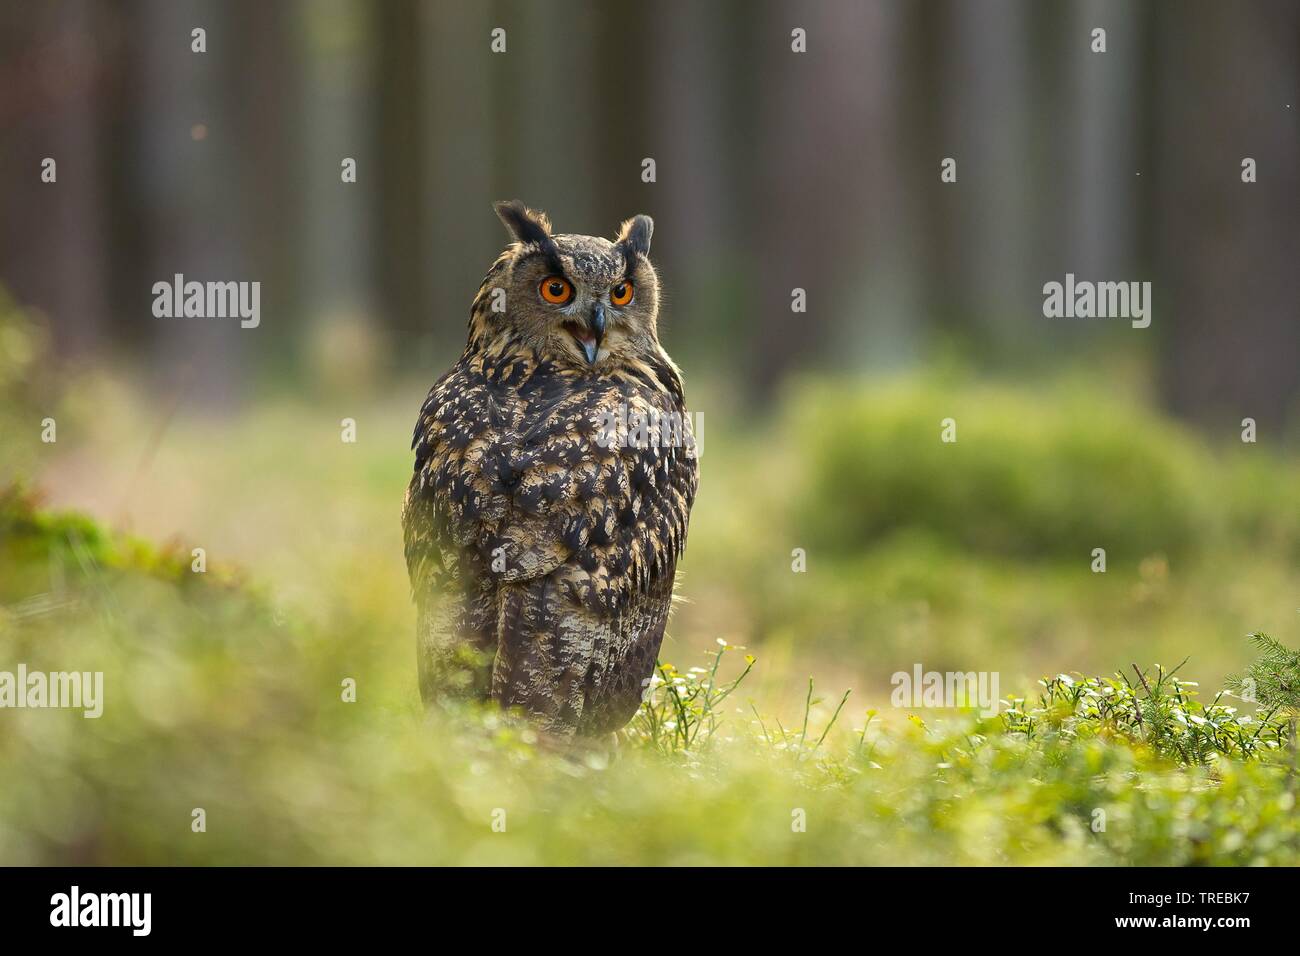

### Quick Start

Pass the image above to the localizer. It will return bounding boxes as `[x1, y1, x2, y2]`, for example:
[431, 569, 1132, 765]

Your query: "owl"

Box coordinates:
[402, 201, 698, 737]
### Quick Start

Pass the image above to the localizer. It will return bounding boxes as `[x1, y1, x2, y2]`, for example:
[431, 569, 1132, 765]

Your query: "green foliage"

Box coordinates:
[0, 289, 46, 394]
[1003, 665, 1290, 765]
[632, 642, 851, 762]
[1226, 632, 1300, 714]
[3, 495, 1298, 865]
[5, 309, 1298, 865]
[0, 294, 55, 482]
[632, 641, 756, 755]
[0, 486, 228, 606]
[786, 376, 1294, 563]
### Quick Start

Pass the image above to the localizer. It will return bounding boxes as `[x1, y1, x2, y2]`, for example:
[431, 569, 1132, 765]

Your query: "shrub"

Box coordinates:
[787, 377, 1222, 562]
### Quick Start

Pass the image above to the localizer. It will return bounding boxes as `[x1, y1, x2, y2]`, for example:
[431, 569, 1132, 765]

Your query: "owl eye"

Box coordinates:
[610, 280, 634, 307]
[539, 276, 574, 305]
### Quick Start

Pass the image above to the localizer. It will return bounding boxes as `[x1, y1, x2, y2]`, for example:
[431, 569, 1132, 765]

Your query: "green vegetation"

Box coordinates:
[680, 373, 1299, 693]
[1227, 632, 1300, 715]
[792, 378, 1215, 560]
[2, 489, 1297, 866]
[4, 299, 1298, 865]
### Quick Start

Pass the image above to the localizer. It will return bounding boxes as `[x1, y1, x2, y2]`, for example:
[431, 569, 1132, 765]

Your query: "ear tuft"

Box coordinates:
[616, 214, 654, 259]
[494, 200, 553, 247]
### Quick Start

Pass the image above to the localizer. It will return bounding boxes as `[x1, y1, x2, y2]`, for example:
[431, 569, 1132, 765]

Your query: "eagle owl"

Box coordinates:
[402, 201, 698, 737]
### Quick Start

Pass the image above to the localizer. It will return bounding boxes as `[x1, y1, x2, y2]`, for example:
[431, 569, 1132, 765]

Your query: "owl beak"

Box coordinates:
[581, 304, 606, 364]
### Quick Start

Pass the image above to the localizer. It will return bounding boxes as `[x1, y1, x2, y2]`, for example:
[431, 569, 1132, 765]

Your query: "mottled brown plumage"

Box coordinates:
[402, 201, 698, 736]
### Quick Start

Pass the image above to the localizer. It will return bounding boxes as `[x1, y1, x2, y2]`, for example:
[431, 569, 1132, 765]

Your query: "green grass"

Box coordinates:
[676, 373, 1299, 696]
[2, 489, 1297, 866]
[4, 294, 1299, 865]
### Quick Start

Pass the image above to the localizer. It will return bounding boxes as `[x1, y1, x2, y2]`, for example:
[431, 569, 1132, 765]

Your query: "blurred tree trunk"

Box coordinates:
[748, 0, 903, 394]
[421, 0, 494, 370]
[1154, 0, 1299, 435]
[300, 0, 375, 357]
[944, 0, 1033, 351]
[374, 0, 428, 349]
[0, 0, 110, 355]
[132, 0, 249, 406]
[1066, 0, 1139, 289]
[224, 0, 303, 361]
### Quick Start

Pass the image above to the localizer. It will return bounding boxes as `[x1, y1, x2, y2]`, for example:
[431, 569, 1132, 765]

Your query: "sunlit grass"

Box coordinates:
[4, 295, 1299, 865]
[2, 488, 1298, 865]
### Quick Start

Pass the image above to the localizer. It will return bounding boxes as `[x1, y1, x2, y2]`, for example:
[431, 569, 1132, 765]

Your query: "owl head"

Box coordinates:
[476, 200, 661, 370]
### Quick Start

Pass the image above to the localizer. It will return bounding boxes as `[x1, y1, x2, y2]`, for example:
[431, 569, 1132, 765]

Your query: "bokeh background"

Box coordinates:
[1, 0, 1298, 781]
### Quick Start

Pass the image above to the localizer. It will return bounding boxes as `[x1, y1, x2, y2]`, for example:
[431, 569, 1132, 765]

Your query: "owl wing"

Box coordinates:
[405, 357, 698, 733]
[403, 363, 502, 702]
[485, 376, 697, 734]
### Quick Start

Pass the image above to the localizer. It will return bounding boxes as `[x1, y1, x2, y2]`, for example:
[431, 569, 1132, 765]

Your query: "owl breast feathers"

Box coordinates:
[402, 202, 697, 737]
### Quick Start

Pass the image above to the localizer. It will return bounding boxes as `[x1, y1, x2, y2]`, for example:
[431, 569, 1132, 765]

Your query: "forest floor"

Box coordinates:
[3, 301, 1299, 863]
[1, 486, 1298, 865]
[4, 385, 1300, 862]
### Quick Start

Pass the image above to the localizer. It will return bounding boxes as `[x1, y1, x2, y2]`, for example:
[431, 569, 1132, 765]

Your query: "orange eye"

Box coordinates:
[539, 276, 574, 305]
[610, 280, 634, 307]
